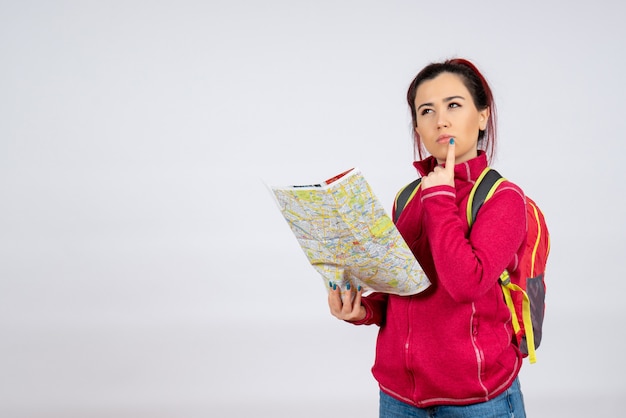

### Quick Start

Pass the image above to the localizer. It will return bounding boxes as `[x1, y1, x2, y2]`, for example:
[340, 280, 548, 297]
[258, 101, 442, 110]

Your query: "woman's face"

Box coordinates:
[414, 72, 489, 165]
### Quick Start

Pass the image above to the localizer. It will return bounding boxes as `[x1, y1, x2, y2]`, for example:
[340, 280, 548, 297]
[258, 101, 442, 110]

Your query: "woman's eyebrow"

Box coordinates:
[417, 95, 466, 111]
[443, 95, 466, 103]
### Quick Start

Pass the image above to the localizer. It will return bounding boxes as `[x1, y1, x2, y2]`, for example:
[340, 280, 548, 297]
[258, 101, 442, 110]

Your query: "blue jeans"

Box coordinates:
[379, 378, 526, 418]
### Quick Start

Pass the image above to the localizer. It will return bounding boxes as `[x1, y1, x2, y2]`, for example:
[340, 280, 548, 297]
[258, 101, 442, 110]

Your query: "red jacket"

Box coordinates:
[354, 152, 527, 407]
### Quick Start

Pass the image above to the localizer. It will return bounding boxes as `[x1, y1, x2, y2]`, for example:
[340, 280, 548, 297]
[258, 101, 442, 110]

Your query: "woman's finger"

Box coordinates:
[328, 282, 343, 316]
[352, 286, 363, 315]
[341, 284, 354, 314]
[445, 137, 456, 172]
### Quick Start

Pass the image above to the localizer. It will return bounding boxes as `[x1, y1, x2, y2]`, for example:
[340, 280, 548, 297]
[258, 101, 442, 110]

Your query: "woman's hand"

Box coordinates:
[421, 139, 456, 190]
[328, 283, 366, 322]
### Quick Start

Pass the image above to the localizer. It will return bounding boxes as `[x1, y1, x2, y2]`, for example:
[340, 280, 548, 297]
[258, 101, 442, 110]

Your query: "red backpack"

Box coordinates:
[393, 167, 550, 363]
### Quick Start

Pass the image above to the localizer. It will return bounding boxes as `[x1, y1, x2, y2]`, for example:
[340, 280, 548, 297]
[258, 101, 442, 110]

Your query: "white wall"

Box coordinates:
[1, 1, 624, 416]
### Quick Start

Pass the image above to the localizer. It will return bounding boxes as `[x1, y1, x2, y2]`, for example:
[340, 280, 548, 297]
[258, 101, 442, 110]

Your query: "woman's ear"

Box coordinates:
[478, 108, 490, 130]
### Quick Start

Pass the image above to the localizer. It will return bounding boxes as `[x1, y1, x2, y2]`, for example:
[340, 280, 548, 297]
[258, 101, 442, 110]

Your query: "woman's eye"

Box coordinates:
[420, 109, 433, 116]
[449, 102, 461, 109]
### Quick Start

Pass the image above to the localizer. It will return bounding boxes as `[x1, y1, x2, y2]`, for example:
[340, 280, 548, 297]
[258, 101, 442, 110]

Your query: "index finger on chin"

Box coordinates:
[446, 138, 456, 170]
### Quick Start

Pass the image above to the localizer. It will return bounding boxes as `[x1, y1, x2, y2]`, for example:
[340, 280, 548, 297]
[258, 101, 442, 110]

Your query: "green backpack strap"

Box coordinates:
[466, 168, 538, 361]
[393, 178, 422, 223]
[466, 168, 505, 227]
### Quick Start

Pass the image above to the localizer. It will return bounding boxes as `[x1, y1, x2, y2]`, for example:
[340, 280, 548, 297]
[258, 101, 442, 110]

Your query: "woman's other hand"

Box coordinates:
[328, 282, 366, 322]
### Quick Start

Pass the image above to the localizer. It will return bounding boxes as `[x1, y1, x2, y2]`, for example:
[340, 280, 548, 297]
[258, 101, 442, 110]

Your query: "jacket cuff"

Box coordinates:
[420, 185, 456, 203]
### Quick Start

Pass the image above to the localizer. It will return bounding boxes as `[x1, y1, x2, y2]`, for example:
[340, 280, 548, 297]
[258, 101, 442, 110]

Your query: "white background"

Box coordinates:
[1, 1, 624, 417]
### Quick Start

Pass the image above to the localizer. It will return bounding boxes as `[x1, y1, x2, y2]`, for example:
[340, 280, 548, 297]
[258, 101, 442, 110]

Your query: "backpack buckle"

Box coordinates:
[499, 270, 511, 285]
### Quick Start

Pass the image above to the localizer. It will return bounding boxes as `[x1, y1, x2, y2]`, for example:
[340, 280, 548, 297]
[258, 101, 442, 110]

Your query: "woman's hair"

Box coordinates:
[406, 58, 497, 161]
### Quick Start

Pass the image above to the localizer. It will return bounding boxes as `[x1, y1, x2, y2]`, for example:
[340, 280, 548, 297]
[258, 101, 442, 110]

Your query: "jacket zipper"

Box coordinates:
[405, 295, 415, 397]
[470, 302, 488, 394]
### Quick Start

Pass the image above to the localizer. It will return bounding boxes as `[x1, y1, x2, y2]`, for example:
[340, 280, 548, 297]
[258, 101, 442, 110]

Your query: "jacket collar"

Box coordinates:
[412, 151, 488, 183]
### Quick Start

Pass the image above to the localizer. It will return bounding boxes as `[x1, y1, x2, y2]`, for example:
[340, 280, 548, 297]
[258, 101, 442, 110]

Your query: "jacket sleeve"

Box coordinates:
[348, 292, 388, 326]
[420, 183, 526, 303]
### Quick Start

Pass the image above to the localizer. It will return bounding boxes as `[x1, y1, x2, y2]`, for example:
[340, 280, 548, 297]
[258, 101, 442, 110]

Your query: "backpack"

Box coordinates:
[393, 167, 550, 364]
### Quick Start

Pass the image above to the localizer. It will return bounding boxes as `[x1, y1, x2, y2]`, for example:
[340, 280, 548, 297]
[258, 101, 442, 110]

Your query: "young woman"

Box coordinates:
[328, 58, 528, 417]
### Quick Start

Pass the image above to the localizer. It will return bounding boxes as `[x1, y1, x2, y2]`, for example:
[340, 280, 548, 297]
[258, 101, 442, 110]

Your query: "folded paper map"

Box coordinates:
[270, 168, 430, 296]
